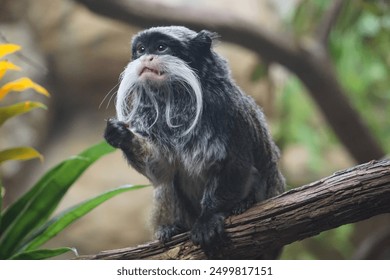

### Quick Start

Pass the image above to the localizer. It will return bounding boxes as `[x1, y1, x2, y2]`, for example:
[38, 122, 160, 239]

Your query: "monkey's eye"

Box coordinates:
[137, 45, 146, 55]
[157, 44, 167, 52]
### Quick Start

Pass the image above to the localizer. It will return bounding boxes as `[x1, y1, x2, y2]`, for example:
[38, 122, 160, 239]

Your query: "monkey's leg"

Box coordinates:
[230, 166, 261, 215]
[152, 183, 187, 243]
[191, 160, 254, 254]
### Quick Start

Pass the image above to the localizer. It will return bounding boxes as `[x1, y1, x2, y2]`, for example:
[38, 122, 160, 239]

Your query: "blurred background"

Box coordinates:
[0, 0, 389, 259]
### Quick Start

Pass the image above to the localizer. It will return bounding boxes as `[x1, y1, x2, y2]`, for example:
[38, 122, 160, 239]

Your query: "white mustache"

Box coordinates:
[116, 55, 203, 136]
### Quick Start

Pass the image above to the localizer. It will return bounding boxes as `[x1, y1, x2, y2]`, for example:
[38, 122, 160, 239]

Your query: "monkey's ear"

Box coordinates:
[191, 30, 219, 50]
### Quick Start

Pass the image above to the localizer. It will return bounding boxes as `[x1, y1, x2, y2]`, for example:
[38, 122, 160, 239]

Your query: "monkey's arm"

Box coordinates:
[104, 118, 148, 174]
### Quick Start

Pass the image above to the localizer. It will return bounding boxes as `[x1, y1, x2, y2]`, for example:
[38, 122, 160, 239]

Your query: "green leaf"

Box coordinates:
[0, 101, 47, 126]
[21, 184, 148, 251]
[10, 247, 77, 260]
[0, 180, 4, 231]
[0, 164, 63, 237]
[0, 141, 115, 259]
[0, 147, 43, 165]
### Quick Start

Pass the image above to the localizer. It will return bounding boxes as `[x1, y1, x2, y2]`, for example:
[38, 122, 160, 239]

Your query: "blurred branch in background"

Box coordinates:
[353, 225, 390, 259]
[316, 0, 345, 46]
[74, 0, 385, 164]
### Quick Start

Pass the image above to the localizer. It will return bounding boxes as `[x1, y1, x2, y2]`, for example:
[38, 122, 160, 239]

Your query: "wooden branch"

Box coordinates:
[316, 0, 345, 46]
[74, 0, 385, 163]
[353, 225, 390, 259]
[79, 159, 390, 260]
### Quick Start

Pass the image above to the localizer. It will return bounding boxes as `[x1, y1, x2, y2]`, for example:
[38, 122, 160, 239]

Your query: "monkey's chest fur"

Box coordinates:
[132, 97, 228, 225]
[104, 73, 285, 251]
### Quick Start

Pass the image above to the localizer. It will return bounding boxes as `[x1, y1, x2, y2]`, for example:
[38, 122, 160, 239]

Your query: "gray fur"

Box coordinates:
[104, 26, 285, 257]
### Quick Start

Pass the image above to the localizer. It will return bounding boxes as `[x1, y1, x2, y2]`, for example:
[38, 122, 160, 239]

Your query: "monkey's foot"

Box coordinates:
[155, 224, 185, 243]
[230, 197, 256, 215]
[104, 118, 133, 149]
[190, 213, 227, 257]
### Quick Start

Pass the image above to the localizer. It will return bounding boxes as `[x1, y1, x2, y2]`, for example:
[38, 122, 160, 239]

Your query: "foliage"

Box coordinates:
[274, 77, 336, 174]
[0, 141, 147, 259]
[0, 43, 49, 167]
[276, 0, 390, 168]
[0, 43, 148, 259]
[330, 1, 390, 151]
[278, 0, 389, 260]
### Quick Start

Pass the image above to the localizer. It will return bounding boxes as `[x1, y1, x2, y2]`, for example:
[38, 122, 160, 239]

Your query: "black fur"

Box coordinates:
[104, 26, 285, 257]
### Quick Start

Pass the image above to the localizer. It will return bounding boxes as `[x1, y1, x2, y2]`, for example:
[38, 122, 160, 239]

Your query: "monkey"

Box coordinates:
[104, 26, 285, 257]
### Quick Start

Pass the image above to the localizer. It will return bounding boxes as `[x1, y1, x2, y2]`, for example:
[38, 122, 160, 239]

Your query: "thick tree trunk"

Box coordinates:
[79, 159, 390, 260]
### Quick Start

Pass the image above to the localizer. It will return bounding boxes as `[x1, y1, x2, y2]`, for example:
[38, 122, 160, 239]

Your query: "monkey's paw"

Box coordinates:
[155, 224, 185, 243]
[190, 213, 227, 256]
[230, 197, 256, 215]
[104, 118, 133, 149]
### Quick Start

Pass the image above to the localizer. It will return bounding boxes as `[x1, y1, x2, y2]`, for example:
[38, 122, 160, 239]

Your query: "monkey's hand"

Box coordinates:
[104, 118, 133, 149]
[191, 213, 227, 256]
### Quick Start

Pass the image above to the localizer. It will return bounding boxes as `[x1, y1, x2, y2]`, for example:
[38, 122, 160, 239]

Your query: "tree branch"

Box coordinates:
[74, 0, 385, 163]
[316, 0, 345, 46]
[353, 225, 390, 259]
[79, 159, 390, 260]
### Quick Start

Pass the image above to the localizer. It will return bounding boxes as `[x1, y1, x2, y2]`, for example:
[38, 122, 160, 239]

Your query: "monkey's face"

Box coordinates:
[130, 31, 187, 86]
[136, 55, 166, 84]
[116, 26, 215, 135]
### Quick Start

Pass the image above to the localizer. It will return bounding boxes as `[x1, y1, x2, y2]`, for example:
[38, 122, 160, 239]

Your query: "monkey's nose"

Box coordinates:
[143, 55, 154, 62]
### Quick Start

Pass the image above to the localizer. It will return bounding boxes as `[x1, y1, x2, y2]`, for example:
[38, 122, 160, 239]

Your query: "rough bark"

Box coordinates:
[79, 159, 390, 260]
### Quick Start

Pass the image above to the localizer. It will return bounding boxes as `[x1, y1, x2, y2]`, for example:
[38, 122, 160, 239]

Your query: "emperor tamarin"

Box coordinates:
[104, 26, 285, 255]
